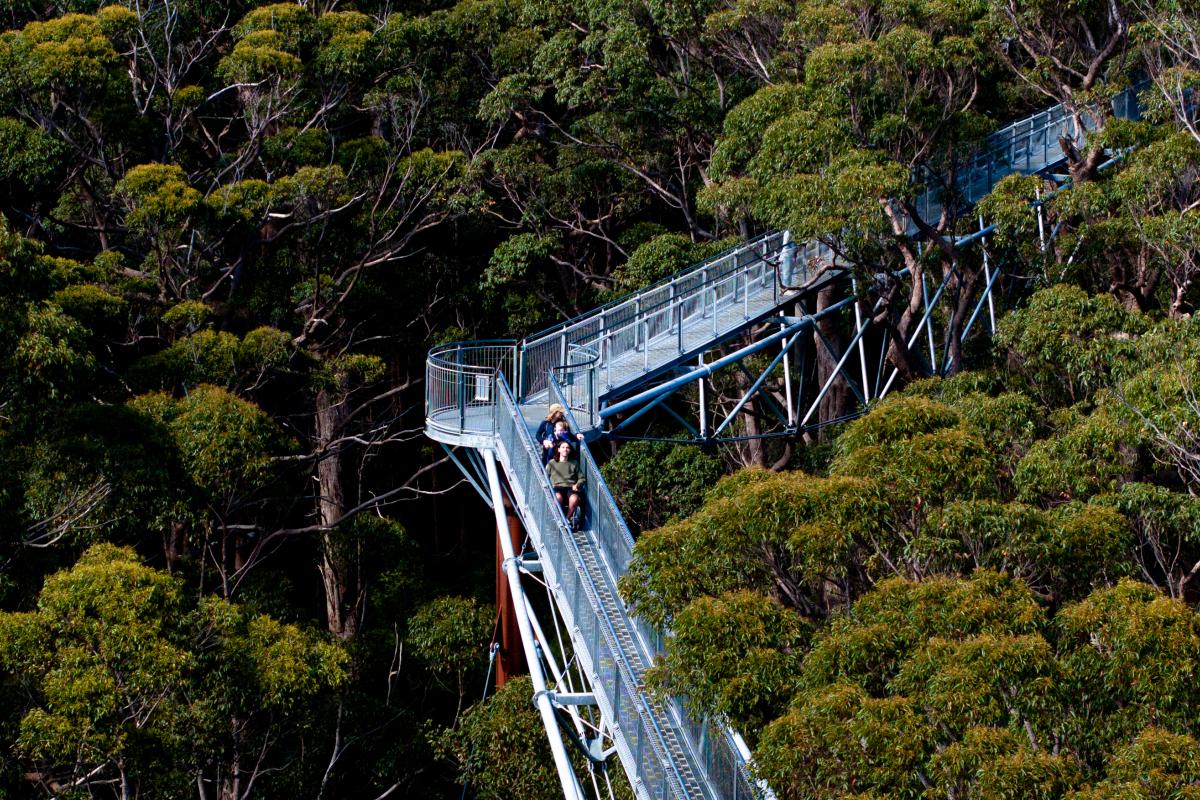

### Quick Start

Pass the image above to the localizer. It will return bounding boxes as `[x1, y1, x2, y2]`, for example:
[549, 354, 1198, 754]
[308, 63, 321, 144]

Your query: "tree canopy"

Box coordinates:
[0, 0, 1197, 797]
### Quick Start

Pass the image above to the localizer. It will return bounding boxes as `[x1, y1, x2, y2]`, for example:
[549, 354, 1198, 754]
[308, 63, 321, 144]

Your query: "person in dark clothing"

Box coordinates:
[545, 440, 584, 528]
[550, 420, 576, 454]
[536, 402, 583, 463]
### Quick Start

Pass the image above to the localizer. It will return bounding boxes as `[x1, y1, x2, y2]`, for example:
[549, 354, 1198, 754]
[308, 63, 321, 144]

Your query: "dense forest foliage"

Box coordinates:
[0, 0, 1196, 798]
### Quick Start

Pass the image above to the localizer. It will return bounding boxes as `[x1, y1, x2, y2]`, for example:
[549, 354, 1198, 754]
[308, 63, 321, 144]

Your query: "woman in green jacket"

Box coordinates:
[545, 440, 584, 528]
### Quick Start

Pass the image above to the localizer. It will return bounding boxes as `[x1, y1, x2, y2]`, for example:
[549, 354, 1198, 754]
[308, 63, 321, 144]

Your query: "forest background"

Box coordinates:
[0, 0, 1198, 798]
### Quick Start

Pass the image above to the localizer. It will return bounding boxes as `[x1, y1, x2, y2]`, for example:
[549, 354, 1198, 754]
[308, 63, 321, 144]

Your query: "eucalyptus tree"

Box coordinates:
[1, 5, 476, 640]
[752, 574, 1200, 799]
[987, 0, 1136, 183]
[1133, 0, 1200, 145]
[0, 544, 346, 799]
[701, 0, 1012, 423]
[979, 130, 1200, 317]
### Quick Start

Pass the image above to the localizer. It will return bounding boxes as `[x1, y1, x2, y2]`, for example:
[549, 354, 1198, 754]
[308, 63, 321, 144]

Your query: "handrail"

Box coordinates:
[530, 233, 787, 348]
[425, 340, 517, 441]
[523, 231, 783, 344]
[549, 380, 639, 610]
[520, 232, 791, 399]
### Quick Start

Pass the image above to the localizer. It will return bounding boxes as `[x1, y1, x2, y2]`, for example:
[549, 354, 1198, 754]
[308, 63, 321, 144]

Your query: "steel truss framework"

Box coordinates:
[599, 252, 1009, 445]
[600, 150, 1124, 446]
[424, 86, 1146, 800]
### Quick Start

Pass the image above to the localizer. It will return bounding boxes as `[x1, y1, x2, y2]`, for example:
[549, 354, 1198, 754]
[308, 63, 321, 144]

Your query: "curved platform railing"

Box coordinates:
[425, 340, 516, 446]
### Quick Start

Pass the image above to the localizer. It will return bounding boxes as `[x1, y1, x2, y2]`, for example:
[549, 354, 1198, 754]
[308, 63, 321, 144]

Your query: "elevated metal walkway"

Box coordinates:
[425, 85, 1143, 800]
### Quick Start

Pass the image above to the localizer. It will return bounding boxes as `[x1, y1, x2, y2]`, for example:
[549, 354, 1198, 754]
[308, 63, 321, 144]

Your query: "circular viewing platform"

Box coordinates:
[424, 340, 516, 449]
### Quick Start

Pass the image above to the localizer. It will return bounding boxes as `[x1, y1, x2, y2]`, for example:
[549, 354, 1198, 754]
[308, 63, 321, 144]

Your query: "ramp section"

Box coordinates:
[492, 376, 753, 799]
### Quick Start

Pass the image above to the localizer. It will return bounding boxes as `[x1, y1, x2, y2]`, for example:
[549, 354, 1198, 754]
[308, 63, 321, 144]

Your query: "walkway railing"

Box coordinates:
[912, 84, 1142, 228]
[493, 374, 695, 800]
[425, 340, 516, 442]
[520, 232, 793, 399]
[548, 379, 759, 800]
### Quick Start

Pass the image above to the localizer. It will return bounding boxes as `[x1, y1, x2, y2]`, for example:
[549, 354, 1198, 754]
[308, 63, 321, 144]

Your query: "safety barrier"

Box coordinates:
[520, 232, 789, 399]
[913, 84, 1143, 228]
[549, 380, 758, 800]
[425, 341, 516, 441]
[494, 375, 695, 799]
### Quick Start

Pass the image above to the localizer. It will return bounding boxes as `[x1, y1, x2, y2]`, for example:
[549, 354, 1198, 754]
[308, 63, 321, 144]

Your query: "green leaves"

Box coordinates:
[601, 438, 726, 531]
[751, 572, 1200, 798]
[997, 285, 1148, 408]
[0, 544, 195, 790]
[648, 590, 809, 733]
[0, 544, 347, 796]
[0, 14, 121, 100]
[129, 385, 290, 511]
[13, 303, 95, 399]
[438, 676, 571, 800]
[117, 162, 204, 236]
[0, 118, 66, 191]
[407, 596, 493, 681]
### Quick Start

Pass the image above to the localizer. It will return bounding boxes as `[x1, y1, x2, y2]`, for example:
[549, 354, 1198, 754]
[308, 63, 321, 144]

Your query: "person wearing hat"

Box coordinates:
[536, 403, 583, 463]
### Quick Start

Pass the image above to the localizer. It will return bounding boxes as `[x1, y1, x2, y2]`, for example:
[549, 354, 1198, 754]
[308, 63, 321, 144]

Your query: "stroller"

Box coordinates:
[553, 479, 587, 532]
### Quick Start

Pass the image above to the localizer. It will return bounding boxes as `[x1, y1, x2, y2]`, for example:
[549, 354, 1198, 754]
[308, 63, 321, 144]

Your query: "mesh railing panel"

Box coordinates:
[520, 232, 789, 400]
[493, 376, 694, 800]
[425, 342, 515, 437]
[549, 379, 757, 800]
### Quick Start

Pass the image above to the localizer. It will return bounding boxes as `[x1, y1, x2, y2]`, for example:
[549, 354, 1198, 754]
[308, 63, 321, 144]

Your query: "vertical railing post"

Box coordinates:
[603, 335, 611, 391]
[512, 343, 521, 403]
[635, 297, 642, 351]
[456, 343, 465, 434]
[643, 316, 649, 371]
[705, 280, 715, 335]
[668, 282, 676, 333]
[1036, 187, 1046, 252]
[743, 269, 749, 320]
[676, 299, 682, 354]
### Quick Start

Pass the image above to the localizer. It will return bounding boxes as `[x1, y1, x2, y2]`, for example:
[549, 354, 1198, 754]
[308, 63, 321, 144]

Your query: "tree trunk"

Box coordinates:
[813, 284, 855, 435]
[942, 257, 980, 377]
[1062, 132, 1108, 185]
[164, 521, 187, 573]
[314, 383, 361, 640]
[495, 485, 526, 687]
[731, 362, 768, 468]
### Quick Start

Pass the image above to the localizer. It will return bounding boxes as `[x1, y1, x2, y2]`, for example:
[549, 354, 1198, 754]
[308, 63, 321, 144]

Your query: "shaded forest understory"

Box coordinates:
[0, 0, 1198, 798]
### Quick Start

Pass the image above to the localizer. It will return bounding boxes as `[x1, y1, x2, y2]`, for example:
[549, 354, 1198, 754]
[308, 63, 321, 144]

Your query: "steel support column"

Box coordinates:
[483, 451, 586, 800]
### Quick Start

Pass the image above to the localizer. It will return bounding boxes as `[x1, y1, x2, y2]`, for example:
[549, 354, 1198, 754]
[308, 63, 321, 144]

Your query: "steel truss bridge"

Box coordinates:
[424, 88, 1143, 800]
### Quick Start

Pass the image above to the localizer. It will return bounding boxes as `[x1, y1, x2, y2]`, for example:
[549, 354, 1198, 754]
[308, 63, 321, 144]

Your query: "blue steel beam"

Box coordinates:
[735, 360, 793, 429]
[712, 338, 801, 437]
